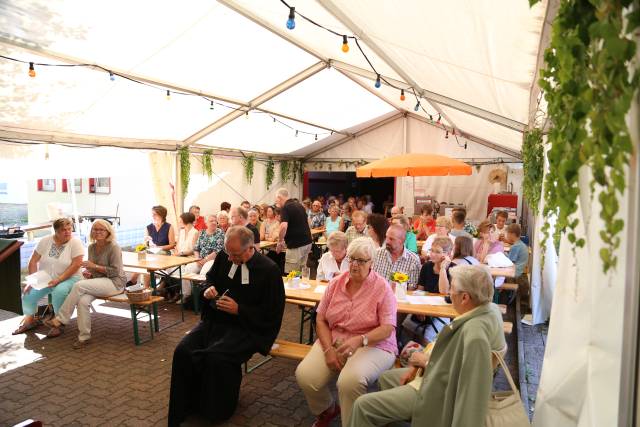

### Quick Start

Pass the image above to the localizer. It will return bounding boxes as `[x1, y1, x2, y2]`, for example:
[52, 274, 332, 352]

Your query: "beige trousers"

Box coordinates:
[180, 260, 214, 296]
[285, 243, 311, 273]
[56, 277, 119, 342]
[295, 340, 396, 427]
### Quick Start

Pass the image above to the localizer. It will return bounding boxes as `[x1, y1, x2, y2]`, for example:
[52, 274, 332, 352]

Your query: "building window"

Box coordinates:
[37, 179, 56, 192]
[89, 177, 111, 194]
[62, 179, 82, 193]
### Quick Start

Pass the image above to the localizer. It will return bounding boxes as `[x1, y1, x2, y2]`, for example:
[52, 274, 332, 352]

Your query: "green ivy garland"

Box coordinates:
[265, 157, 275, 189]
[201, 149, 213, 180]
[280, 160, 290, 183]
[178, 146, 190, 197]
[535, 0, 639, 272]
[522, 128, 544, 216]
[291, 160, 300, 185]
[242, 154, 255, 184]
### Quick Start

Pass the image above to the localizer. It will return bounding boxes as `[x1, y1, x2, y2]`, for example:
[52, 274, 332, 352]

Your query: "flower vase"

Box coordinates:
[137, 251, 146, 260]
[395, 281, 407, 301]
[289, 277, 300, 289]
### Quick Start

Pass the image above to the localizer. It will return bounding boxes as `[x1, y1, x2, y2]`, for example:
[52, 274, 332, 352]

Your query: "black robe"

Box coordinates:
[168, 250, 285, 426]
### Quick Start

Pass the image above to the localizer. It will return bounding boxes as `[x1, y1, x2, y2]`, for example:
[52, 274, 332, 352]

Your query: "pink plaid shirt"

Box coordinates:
[317, 270, 398, 355]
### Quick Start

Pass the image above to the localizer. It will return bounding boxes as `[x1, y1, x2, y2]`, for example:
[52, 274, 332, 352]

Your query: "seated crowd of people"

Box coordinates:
[12, 188, 529, 427]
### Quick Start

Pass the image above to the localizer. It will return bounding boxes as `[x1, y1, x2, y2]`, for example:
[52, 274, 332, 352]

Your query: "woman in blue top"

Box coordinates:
[324, 205, 344, 238]
[126, 205, 176, 287]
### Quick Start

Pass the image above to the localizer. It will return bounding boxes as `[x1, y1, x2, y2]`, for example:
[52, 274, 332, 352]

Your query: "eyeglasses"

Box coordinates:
[429, 249, 443, 254]
[347, 257, 371, 266]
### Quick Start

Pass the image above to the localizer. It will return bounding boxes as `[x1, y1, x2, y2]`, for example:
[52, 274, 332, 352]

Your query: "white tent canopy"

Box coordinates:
[0, 0, 548, 156]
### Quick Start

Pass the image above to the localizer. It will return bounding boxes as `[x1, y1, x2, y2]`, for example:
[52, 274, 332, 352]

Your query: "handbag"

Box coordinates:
[485, 351, 530, 427]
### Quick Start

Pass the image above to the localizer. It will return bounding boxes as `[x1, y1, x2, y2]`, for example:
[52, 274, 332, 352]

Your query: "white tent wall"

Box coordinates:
[186, 155, 300, 217]
[307, 115, 521, 219]
[533, 168, 630, 426]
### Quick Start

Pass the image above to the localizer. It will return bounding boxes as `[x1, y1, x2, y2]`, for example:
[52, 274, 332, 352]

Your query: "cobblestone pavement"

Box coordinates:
[0, 296, 523, 426]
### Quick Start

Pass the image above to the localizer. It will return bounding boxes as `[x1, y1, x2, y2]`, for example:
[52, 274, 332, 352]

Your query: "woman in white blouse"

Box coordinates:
[167, 212, 199, 302]
[316, 231, 349, 281]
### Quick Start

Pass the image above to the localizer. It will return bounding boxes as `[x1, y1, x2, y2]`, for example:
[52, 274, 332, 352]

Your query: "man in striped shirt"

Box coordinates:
[373, 224, 420, 289]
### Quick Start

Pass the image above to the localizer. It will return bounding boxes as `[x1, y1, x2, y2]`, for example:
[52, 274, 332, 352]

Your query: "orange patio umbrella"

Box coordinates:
[356, 153, 472, 178]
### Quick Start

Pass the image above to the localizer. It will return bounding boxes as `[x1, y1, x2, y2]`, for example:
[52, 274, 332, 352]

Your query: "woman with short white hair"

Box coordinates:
[296, 237, 397, 427]
[217, 210, 230, 234]
[317, 231, 349, 281]
[45, 219, 126, 349]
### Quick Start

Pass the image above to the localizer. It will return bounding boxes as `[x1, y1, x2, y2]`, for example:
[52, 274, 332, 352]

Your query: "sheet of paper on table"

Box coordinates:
[405, 295, 449, 305]
[313, 285, 327, 294]
[25, 271, 52, 290]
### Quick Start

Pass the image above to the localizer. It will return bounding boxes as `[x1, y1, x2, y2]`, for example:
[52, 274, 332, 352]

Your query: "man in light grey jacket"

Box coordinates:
[349, 265, 506, 427]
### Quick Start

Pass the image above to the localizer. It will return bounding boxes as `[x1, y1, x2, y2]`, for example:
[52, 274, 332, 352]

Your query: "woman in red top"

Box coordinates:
[413, 204, 436, 240]
[190, 205, 206, 231]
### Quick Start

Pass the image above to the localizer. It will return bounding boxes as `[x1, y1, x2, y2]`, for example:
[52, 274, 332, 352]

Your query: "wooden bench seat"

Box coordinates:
[270, 339, 312, 360]
[98, 292, 165, 345]
[498, 283, 518, 292]
[286, 298, 317, 308]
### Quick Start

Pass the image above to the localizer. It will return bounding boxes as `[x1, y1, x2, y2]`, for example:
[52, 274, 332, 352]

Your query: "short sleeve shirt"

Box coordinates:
[372, 247, 421, 288]
[280, 199, 312, 248]
[317, 270, 397, 354]
[418, 261, 442, 293]
[35, 235, 84, 279]
[246, 224, 260, 244]
[195, 229, 225, 258]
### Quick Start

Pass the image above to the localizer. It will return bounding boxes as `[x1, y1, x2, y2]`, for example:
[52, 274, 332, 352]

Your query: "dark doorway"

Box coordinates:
[306, 172, 395, 214]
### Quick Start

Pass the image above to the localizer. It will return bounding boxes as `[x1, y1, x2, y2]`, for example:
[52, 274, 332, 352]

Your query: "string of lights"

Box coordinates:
[279, 0, 464, 148]
[0, 54, 331, 141]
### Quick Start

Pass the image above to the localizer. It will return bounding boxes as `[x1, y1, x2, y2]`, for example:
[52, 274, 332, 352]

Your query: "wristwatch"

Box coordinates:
[361, 334, 368, 347]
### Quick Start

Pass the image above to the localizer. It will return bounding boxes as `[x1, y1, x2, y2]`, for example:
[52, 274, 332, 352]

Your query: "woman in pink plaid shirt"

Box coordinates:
[296, 237, 397, 427]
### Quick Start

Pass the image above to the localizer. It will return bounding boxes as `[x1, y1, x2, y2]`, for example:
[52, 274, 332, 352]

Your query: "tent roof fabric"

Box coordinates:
[356, 153, 473, 178]
[0, 0, 548, 156]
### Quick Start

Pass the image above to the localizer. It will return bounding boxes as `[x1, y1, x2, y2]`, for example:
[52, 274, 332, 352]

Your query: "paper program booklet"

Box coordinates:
[25, 271, 53, 290]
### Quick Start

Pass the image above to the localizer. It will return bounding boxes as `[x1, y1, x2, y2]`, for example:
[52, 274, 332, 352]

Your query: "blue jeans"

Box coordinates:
[22, 276, 80, 315]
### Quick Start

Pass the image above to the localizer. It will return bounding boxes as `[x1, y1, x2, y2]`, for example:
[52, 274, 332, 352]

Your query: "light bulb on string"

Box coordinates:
[295, 130, 299, 137]
[374, 74, 381, 89]
[445, 130, 449, 139]
[452, 129, 456, 136]
[28, 62, 36, 78]
[429, 115, 433, 121]
[166, 90, 171, 101]
[245, 110, 249, 119]
[341, 35, 349, 53]
[414, 101, 420, 112]
[437, 114, 441, 124]
[464, 142, 468, 150]
[315, 134, 318, 141]
[273, 117, 276, 123]
[109, 72, 115, 81]
[286, 7, 295, 30]
[400, 89, 405, 101]
[210, 101, 215, 110]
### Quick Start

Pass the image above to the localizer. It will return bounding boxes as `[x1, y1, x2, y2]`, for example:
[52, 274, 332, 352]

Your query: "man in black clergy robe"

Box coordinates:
[168, 226, 285, 426]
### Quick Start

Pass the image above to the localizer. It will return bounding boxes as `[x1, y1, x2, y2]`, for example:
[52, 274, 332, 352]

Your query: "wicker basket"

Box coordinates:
[126, 289, 152, 304]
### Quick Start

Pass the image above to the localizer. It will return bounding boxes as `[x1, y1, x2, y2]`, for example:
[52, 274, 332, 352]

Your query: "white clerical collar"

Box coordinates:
[228, 262, 250, 284]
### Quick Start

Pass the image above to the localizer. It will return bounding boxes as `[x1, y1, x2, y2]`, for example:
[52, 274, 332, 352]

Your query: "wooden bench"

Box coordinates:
[99, 293, 164, 345]
[499, 283, 518, 292]
[270, 339, 312, 360]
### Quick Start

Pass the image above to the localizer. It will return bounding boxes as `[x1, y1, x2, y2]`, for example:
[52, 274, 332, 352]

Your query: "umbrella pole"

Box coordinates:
[412, 176, 415, 214]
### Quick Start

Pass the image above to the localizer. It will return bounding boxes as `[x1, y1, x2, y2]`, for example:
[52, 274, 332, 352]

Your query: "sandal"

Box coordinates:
[46, 325, 65, 338]
[12, 321, 38, 335]
[72, 339, 90, 350]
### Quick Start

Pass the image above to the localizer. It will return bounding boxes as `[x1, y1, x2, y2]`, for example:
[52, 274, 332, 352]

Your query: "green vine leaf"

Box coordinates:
[280, 160, 290, 183]
[178, 146, 190, 198]
[202, 149, 213, 181]
[265, 157, 275, 189]
[537, 0, 639, 273]
[242, 155, 255, 184]
[522, 128, 544, 215]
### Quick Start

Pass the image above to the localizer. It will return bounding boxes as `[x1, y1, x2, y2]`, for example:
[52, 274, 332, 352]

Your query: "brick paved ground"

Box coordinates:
[0, 296, 524, 427]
